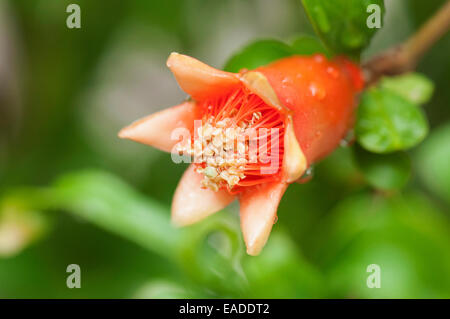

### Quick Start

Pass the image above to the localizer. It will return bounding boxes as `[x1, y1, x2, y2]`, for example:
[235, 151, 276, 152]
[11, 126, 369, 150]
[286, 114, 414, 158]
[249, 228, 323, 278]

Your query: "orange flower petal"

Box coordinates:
[167, 52, 241, 100]
[282, 116, 307, 183]
[240, 71, 290, 114]
[118, 101, 199, 153]
[257, 55, 360, 163]
[172, 164, 236, 226]
[239, 182, 288, 255]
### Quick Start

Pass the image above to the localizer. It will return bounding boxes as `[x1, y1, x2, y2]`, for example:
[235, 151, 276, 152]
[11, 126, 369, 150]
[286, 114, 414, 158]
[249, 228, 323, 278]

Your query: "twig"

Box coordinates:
[363, 0, 450, 86]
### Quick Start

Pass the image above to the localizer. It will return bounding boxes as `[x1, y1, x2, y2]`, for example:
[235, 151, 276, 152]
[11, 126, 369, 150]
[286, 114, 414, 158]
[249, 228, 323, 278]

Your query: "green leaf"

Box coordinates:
[354, 145, 411, 190]
[5, 170, 188, 260]
[355, 87, 429, 153]
[223, 39, 294, 73]
[302, 0, 385, 59]
[417, 123, 450, 204]
[223, 36, 327, 73]
[52, 171, 180, 259]
[291, 35, 330, 57]
[380, 73, 434, 105]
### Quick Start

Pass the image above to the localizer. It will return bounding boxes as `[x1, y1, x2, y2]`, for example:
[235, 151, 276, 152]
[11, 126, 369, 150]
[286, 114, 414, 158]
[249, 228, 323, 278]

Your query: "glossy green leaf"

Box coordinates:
[223, 36, 327, 73]
[302, 0, 385, 59]
[380, 73, 434, 105]
[355, 87, 429, 153]
[223, 39, 294, 73]
[354, 145, 411, 190]
[291, 35, 330, 56]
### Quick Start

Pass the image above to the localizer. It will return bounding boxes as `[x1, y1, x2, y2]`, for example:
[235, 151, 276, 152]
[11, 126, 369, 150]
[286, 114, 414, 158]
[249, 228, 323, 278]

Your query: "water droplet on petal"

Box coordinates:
[281, 77, 292, 89]
[314, 54, 325, 63]
[326, 66, 339, 79]
[309, 83, 318, 96]
[281, 77, 291, 84]
[297, 166, 314, 184]
[273, 215, 278, 224]
[340, 129, 355, 147]
[309, 82, 326, 100]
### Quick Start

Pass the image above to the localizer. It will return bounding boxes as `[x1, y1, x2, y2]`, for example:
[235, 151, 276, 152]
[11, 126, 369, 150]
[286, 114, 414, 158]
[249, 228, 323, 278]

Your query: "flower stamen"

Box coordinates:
[178, 87, 285, 193]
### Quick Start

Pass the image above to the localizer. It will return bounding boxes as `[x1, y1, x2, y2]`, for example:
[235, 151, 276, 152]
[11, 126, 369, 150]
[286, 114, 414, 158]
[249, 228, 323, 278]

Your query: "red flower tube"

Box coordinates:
[119, 52, 363, 255]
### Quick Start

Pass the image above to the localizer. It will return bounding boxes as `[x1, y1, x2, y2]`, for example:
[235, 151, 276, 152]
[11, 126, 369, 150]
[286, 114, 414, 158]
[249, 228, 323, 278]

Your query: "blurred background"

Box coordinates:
[0, 0, 449, 298]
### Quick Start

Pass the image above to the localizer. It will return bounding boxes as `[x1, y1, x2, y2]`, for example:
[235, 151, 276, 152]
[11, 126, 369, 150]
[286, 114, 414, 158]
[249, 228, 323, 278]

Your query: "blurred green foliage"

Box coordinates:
[0, 0, 449, 299]
[353, 146, 411, 191]
[418, 123, 450, 205]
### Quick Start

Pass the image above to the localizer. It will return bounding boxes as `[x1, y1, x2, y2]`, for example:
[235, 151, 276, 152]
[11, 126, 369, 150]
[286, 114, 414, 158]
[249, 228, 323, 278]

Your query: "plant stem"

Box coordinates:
[363, 0, 450, 86]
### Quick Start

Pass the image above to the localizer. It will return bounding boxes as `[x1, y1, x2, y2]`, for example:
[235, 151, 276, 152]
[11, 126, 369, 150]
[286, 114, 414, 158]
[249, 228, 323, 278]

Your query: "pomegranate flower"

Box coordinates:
[119, 52, 363, 255]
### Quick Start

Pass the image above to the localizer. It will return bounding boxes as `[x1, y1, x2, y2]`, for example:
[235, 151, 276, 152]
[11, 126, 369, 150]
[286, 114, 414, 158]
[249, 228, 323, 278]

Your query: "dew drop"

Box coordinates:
[281, 77, 292, 89]
[281, 77, 291, 84]
[340, 129, 355, 147]
[304, 166, 314, 178]
[326, 66, 339, 79]
[309, 82, 326, 100]
[314, 54, 325, 63]
[309, 83, 317, 96]
[297, 166, 314, 184]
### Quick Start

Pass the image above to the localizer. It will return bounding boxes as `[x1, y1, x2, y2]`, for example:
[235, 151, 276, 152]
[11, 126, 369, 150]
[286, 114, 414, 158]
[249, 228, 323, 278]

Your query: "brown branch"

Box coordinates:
[363, 0, 450, 86]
